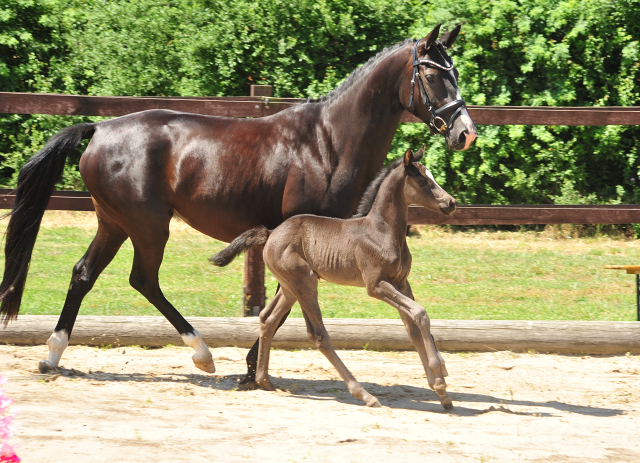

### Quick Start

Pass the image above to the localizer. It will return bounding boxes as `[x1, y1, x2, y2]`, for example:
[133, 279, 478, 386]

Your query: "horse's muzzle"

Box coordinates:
[440, 198, 457, 216]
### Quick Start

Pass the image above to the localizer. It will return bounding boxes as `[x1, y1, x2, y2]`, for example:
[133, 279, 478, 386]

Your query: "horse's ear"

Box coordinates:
[413, 145, 425, 162]
[418, 23, 441, 55]
[440, 24, 461, 49]
[403, 148, 414, 167]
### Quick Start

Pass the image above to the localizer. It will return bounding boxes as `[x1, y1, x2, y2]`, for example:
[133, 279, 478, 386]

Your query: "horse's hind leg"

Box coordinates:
[242, 284, 292, 386]
[253, 286, 297, 391]
[39, 211, 128, 373]
[128, 225, 215, 373]
[282, 271, 380, 407]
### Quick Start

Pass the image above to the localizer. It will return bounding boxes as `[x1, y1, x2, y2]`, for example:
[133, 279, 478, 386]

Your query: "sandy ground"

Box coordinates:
[0, 345, 639, 463]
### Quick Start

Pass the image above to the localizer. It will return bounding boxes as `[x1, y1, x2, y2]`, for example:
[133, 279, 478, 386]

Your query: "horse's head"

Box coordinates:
[401, 24, 476, 151]
[403, 146, 457, 215]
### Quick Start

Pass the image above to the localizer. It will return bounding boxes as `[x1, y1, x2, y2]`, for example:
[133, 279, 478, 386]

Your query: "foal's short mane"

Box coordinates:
[351, 158, 403, 218]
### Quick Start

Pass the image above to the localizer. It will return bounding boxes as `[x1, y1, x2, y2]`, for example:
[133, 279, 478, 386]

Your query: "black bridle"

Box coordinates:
[408, 40, 466, 136]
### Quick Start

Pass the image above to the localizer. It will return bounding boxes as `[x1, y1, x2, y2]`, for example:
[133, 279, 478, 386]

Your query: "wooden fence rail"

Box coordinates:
[2, 190, 640, 226]
[2, 91, 640, 125]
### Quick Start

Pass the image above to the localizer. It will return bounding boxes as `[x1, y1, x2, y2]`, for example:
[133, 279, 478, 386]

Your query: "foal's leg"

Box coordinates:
[128, 224, 215, 373]
[368, 279, 452, 410]
[283, 272, 380, 407]
[241, 284, 291, 387]
[39, 211, 128, 373]
[254, 286, 297, 391]
[299, 296, 380, 407]
[396, 281, 448, 389]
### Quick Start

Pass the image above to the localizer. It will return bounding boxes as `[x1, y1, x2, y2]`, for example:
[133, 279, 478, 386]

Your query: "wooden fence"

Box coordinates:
[2, 189, 640, 225]
[2, 91, 640, 125]
[1, 89, 639, 316]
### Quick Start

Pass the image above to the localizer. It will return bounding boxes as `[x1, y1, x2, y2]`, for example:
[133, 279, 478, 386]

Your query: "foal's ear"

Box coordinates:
[418, 23, 441, 55]
[403, 148, 414, 167]
[413, 145, 425, 162]
[440, 24, 461, 49]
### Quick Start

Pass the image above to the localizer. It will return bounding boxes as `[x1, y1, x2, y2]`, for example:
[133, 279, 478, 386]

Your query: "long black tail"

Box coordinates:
[0, 123, 95, 324]
[210, 226, 270, 267]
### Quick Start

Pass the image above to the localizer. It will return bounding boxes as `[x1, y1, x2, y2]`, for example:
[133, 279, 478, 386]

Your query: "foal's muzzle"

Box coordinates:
[440, 197, 457, 216]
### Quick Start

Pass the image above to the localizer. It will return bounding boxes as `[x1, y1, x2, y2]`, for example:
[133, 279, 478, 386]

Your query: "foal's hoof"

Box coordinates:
[441, 395, 454, 410]
[38, 359, 58, 374]
[193, 359, 216, 374]
[436, 390, 454, 410]
[365, 396, 382, 408]
[256, 376, 276, 391]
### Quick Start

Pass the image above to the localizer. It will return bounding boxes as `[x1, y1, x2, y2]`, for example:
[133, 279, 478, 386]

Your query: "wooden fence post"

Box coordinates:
[243, 245, 266, 317]
[242, 84, 273, 316]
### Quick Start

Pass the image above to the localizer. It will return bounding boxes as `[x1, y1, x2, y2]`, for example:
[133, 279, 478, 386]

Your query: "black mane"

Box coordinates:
[304, 38, 452, 105]
[304, 38, 414, 104]
[351, 158, 403, 218]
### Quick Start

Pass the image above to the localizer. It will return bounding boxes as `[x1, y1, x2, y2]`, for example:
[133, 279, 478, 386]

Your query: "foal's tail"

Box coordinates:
[210, 227, 270, 267]
[0, 123, 96, 324]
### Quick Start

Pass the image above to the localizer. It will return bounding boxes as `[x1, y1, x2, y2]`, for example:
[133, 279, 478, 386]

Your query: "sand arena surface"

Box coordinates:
[0, 345, 639, 462]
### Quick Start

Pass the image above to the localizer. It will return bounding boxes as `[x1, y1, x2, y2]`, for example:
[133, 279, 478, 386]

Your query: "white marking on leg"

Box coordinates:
[39, 330, 69, 372]
[182, 329, 215, 374]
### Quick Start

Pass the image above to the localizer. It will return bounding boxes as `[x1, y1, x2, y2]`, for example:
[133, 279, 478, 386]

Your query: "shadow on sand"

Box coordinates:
[37, 366, 626, 418]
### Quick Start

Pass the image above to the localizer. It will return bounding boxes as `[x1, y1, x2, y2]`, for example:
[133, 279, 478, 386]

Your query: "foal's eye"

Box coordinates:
[426, 74, 435, 83]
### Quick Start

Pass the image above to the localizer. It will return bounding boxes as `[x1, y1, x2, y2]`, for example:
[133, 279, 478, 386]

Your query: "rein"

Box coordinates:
[408, 40, 466, 136]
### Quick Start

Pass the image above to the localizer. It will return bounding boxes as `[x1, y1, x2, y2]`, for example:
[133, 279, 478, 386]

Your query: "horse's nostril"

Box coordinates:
[458, 131, 466, 147]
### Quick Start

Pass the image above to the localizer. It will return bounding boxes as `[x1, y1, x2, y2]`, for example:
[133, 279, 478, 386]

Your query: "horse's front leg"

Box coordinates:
[367, 279, 453, 410]
[397, 281, 448, 388]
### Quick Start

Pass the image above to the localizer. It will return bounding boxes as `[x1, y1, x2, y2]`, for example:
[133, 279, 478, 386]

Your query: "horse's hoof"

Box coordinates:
[237, 378, 259, 391]
[193, 359, 216, 374]
[38, 360, 57, 374]
[366, 397, 381, 408]
[256, 377, 276, 391]
[439, 393, 454, 410]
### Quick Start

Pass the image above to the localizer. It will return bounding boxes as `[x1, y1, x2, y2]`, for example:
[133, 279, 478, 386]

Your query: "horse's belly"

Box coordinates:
[173, 202, 275, 244]
[316, 269, 366, 288]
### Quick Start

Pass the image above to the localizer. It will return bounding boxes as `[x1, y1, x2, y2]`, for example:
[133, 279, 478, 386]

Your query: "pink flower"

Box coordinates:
[0, 376, 19, 463]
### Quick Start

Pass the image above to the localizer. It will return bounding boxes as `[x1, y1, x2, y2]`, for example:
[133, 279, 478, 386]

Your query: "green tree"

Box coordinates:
[388, 0, 640, 205]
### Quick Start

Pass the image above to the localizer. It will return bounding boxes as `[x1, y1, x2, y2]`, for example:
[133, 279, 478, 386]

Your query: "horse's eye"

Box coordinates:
[426, 74, 435, 83]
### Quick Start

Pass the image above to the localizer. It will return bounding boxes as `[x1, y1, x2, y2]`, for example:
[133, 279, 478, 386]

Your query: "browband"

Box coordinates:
[408, 40, 466, 136]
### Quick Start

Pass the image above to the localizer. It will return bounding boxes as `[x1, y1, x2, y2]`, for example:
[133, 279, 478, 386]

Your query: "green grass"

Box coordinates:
[3, 212, 640, 321]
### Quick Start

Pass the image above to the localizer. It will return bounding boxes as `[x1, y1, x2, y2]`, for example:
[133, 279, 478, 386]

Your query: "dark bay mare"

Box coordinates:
[0, 24, 476, 379]
[211, 146, 457, 409]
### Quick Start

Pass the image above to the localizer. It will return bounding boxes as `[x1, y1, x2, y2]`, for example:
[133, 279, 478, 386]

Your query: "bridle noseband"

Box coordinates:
[408, 40, 466, 136]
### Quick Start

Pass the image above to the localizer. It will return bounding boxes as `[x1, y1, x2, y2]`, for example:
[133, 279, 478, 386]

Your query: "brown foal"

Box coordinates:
[212, 146, 457, 409]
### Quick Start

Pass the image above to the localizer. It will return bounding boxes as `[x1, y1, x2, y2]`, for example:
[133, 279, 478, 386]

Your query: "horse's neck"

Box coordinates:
[317, 50, 408, 211]
[366, 167, 409, 242]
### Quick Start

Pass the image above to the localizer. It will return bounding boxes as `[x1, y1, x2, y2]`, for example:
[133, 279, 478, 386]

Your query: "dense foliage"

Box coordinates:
[394, 0, 640, 205]
[1, 0, 639, 203]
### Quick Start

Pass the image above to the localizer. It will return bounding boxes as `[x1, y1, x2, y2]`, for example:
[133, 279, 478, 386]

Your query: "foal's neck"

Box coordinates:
[366, 166, 410, 243]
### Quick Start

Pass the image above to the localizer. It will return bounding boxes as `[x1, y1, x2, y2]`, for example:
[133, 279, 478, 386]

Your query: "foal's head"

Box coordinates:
[403, 146, 457, 215]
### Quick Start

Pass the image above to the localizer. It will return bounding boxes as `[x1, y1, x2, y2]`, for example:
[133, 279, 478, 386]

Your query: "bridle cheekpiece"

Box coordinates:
[408, 40, 466, 136]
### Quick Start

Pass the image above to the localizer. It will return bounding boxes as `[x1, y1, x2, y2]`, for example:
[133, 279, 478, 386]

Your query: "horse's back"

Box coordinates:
[78, 108, 322, 241]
